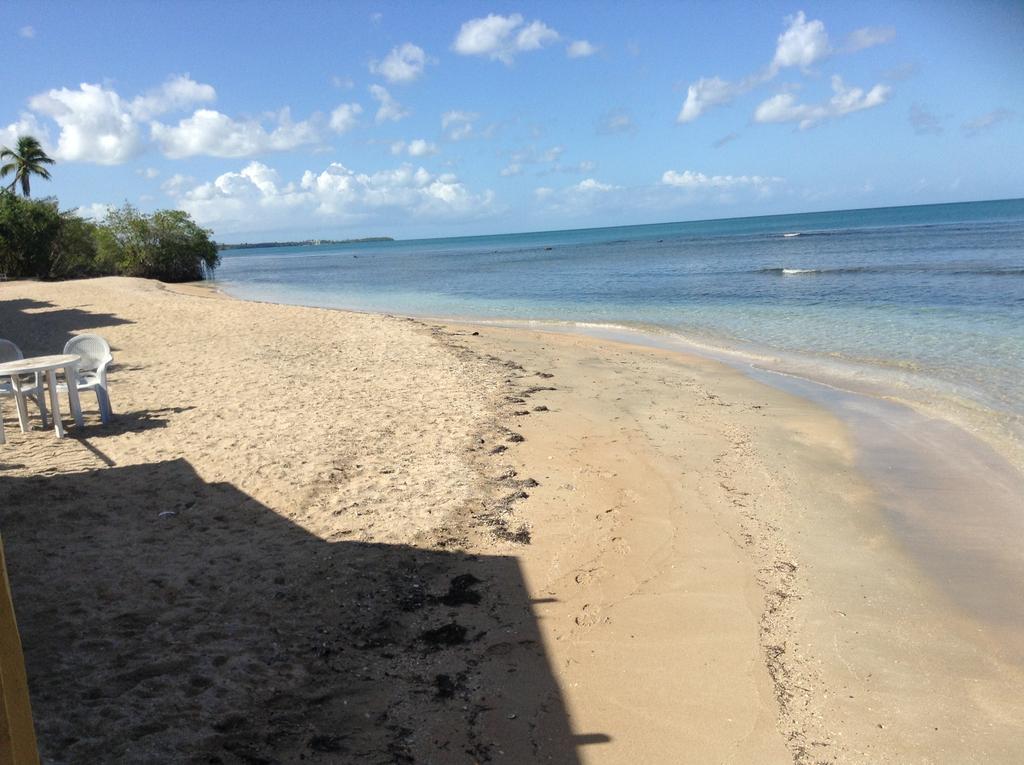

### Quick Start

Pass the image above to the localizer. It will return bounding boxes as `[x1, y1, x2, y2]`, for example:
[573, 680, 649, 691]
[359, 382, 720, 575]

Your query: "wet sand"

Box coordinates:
[1, 277, 1022, 763]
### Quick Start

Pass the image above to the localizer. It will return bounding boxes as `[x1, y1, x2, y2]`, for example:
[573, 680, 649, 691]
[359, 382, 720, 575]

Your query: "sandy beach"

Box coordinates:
[1, 276, 1022, 763]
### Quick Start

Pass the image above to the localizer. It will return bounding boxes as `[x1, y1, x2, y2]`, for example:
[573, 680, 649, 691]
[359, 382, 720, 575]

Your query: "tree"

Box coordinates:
[50, 212, 100, 279]
[0, 194, 62, 278]
[96, 204, 220, 282]
[0, 136, 55, 197]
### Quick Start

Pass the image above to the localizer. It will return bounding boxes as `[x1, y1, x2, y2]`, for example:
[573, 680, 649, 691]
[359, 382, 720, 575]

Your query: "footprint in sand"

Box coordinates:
[574, 603, 608, 627]
[573, 568, 603, 585]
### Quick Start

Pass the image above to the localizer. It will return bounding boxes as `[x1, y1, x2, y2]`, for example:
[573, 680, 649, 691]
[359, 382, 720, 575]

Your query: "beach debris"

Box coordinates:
[532, 405, 549, 412]
[521, 386, 556, 395]
[489, 445, 507, 454]
[512, 410, 530, 416]
[434, 673, 458, 699]
[308, 734, 345, 753]
[536, 372, 554, 378]
[495, 525, 531, 545]
[439, 574, 482, 606]
[507, 433, 525, 443]
[471, 331, 479, 336]
[419, 622, 468, 648]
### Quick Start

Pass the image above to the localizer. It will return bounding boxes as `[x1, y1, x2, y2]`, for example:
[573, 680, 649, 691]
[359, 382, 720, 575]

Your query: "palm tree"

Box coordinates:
[0, 135, 55, 197]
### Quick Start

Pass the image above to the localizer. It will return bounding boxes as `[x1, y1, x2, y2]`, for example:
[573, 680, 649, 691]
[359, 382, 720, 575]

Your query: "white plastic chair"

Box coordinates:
[57, 334, 114, 424]
[0, 338, 49, 433]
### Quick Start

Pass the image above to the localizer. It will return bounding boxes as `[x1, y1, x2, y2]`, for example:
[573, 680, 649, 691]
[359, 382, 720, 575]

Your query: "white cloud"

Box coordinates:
[453, 13, 559, 63]
[661, 170, 782, 189]
[770, 11, 831, 73]
[369, 84, 409, 123]
[406, 139, 438, 157]
[129, 74, 216, 120]
[678, 76, 740, 123]
[567, 40, 598, 58]
[370, 43, 429, 84]
[329, 103, 362, 133]
[76, 203, 113, 221]
[574, 178, 615, 192]
[441, 110, 479, 140]
[138, 167, 160, 179]
[0, 113, 50, 151]
[167, 160, 494, 233]
[962, 109, 1014, 137]
[390, 139, 439, 157]
[516, 20, 559, 51]
[175, 162, 309, 226]
[28, 83, 145, 164]
[18, 26, 35, 39]
[843, 26, 895, 53]
[151, 108, 321, 158]
[331, 75, 355, 89]
[301, 163, 492, 219]
[24, 76, 215, 164]
[753, 75, 890, 129]
[678, 11, 887, 124]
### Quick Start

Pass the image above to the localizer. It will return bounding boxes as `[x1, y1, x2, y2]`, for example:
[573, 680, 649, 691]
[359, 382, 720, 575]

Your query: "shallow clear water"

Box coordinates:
[217, 199, 1024, 428]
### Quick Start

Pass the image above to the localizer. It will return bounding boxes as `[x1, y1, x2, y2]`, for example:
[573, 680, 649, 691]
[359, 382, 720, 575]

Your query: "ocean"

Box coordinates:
[216, 198, 1024, 448]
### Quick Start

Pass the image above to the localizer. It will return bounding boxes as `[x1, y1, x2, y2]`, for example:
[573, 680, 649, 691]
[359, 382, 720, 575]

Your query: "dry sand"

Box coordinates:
[1, 277, 1022, 763]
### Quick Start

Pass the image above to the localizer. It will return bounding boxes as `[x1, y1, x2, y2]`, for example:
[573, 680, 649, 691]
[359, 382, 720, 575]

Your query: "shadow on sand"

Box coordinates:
[0, 296, 133, 355]
[2, 458, 608, 763]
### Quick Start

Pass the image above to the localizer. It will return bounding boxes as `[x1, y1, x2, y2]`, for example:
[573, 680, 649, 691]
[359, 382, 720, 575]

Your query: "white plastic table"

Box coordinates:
[0, 354, 83, 440]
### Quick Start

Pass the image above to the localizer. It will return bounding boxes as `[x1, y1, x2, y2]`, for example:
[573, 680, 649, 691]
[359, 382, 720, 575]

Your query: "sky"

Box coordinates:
[3, 1, 1022, 242]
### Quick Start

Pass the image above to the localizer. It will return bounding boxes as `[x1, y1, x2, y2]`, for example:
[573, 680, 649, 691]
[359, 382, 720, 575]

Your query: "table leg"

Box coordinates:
[0, 399, 5, 444]
[13, 389, 29, 433]
[65, 365, 84, 428]
[45, 369, 64, 438]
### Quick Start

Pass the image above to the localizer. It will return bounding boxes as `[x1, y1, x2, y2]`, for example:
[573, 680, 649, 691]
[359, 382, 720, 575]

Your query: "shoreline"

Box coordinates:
[213, 279, 1024, 477]
[2, 277, 1023, 761]
[202, 281, 1024, 689]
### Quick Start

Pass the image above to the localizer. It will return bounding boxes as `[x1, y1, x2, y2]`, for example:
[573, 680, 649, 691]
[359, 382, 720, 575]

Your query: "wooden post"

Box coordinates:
[0, 534, 39, 765]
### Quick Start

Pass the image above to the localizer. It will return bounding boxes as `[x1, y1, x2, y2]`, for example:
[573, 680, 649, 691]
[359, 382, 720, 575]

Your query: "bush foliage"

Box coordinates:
[0, 194, 219, 282]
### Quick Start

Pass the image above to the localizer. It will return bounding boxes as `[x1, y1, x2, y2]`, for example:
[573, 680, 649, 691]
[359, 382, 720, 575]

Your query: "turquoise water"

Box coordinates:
[217, 199, 1024, 432]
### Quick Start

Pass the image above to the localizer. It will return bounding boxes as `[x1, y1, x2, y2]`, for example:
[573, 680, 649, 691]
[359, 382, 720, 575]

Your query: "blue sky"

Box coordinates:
[4, 1, 1021, 241]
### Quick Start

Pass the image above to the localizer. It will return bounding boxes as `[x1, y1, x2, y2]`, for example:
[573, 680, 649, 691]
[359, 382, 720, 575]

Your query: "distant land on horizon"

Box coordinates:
[218, 237, 394, 251]
[215, 197, 1022, 250]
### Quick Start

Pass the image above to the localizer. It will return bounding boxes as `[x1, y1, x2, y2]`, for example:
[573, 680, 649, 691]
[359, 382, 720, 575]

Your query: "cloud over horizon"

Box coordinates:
[164, 160, 495, 234]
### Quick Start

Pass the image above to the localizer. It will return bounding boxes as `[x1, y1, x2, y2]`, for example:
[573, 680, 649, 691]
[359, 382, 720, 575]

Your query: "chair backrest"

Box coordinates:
[0, 339, 24, 364]
[63, 334, 112, 372]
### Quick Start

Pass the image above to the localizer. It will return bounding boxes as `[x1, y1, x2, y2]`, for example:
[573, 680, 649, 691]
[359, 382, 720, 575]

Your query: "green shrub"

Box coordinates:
[96, 204, 220, 282]
[0, 193, 62, 279]
[0, 194, 219, 283]
[50, 212, 100, 279]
